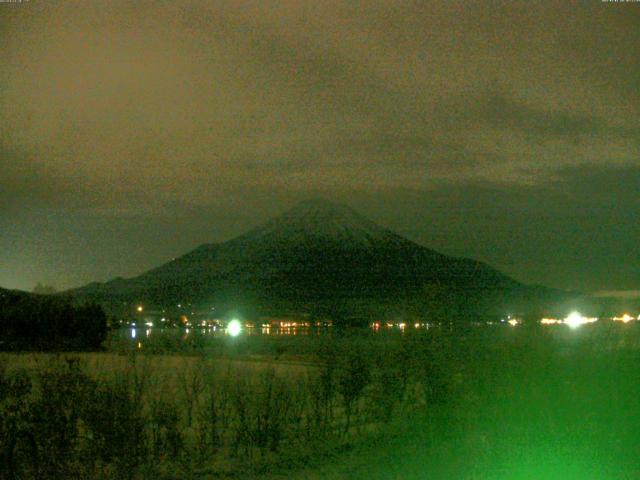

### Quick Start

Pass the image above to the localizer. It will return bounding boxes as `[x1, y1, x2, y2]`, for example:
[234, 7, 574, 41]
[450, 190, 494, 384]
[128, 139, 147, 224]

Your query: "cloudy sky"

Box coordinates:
[1, 0, 639, 294]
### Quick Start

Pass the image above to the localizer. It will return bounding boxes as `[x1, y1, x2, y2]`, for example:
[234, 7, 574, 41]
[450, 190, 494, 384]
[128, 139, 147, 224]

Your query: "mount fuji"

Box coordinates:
[68, 199, 564, 322]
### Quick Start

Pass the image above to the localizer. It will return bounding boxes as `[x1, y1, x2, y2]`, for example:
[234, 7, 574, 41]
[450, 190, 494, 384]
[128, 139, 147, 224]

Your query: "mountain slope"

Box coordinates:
[69, 199, 563, 320]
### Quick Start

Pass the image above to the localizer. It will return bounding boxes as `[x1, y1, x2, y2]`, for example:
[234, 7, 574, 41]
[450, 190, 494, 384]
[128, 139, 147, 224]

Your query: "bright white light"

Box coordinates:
[508, 319, 518, 327]
[145, 321, 153, 327]
[227, 319, 242, 337]
[130, 328, 136, 339]
[564, 312, 584, 328]
[564, 311, 597, 328]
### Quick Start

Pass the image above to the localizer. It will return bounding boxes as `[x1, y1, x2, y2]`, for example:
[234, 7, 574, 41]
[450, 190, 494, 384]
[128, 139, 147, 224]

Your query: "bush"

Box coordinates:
[337, 349, 371, 434]
[0, 366, 38, 480]
[82, 376, 148, 478]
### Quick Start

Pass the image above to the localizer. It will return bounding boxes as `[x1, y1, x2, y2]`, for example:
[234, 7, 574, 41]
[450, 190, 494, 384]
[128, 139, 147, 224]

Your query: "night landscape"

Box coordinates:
[1, 2, 640, 479]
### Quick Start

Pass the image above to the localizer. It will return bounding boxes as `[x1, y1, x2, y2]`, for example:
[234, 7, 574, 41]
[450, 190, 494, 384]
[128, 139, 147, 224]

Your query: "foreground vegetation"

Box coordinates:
[2, 323, 640, 479]
[273, 324, 640, 480]
[0, 330, 455, 480]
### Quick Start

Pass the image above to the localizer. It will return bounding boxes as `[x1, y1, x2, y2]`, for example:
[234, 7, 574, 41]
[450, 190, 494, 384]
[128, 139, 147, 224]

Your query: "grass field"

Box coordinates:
[2, 322, 640, 479]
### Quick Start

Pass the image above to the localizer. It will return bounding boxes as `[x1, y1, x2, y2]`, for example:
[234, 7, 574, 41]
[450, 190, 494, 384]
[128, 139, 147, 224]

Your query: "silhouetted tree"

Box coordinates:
[0, 290, 108, 351]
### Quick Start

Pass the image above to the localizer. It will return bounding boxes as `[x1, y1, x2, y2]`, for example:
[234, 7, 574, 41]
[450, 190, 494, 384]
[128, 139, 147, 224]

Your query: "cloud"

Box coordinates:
[595, 291, 640, 300]
[0, 1, 638, 292]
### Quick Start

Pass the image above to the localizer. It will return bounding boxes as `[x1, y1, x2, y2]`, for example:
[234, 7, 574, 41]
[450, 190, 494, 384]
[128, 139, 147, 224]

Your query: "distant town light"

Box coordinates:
[228, 319, 242, 337]
[130, 328, 136, 339]
[613, 314, 634, 323]
[540, 318, 562, 325]
[508, 319, 519, 327]
[136, 305, 143, 313]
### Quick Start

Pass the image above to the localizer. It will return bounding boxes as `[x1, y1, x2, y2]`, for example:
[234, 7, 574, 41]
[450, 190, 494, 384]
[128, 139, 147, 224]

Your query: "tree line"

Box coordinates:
[0, 289, 107, 351]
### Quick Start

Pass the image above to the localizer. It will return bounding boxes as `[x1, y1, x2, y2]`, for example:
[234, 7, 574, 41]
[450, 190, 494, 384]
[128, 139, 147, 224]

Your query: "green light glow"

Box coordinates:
[227, 319, 242, 337]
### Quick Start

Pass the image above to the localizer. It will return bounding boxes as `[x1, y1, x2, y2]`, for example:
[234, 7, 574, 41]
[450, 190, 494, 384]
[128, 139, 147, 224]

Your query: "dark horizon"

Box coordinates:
[1, 1, 639, 295]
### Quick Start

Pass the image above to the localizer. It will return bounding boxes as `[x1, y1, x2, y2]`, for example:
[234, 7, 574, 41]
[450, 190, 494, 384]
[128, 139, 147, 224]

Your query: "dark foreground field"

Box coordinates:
[2, 323, 640, 479]
[275, 325, 640, 480]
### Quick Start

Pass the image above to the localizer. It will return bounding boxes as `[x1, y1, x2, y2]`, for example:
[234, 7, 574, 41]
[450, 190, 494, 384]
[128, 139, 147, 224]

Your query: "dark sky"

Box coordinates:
[1, 1, 639, 295]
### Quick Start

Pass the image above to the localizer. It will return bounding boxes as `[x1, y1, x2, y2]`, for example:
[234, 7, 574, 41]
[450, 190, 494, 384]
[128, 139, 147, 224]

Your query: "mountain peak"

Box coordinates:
[285, 198, 364, 221]
[236, 198, 397, 246]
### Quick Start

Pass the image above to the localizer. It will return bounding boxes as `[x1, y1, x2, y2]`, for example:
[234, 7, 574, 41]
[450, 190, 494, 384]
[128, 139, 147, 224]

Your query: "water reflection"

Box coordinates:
[122, 323, 337, 345]
[117, 316, 640, 356]
[123, 320, 438, 344]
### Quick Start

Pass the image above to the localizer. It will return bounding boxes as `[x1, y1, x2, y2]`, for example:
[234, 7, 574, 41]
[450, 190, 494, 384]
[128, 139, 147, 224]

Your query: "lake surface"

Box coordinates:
[112, 319, 640, 355]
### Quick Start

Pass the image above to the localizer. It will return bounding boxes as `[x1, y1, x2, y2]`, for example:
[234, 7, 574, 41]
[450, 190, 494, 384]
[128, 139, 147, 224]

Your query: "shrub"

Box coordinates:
[81, 373, 148, 479]
[337, 349, 371, 434]
[0, 367, 38, 480]
[30, 357, 92, 479]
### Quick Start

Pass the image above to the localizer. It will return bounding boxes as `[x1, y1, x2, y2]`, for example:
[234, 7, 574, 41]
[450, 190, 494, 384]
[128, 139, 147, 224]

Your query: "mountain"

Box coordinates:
[68, 199, 568, 322]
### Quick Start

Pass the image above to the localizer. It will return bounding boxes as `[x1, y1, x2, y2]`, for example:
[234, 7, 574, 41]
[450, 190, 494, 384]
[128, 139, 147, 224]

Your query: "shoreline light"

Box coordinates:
[541, 318, 562, 325]
[564, 311, 597, 329]
[227, 319, 242, 337]
[613, 314, 634, 323]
